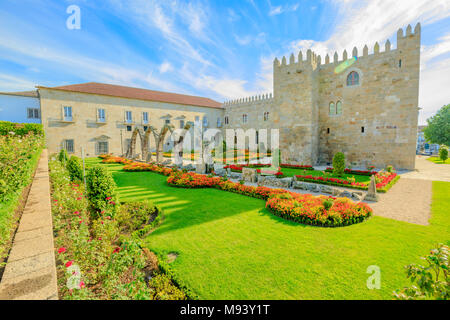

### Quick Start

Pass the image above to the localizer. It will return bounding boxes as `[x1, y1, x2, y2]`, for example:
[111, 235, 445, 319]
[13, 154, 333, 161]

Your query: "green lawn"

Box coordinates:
[89, 158, 450, 300]
[426, 156, 450, 164]
[280, 167, 371, 183]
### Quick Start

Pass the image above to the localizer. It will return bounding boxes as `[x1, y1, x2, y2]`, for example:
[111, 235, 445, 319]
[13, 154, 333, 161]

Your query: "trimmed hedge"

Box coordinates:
[0, 121, 44, 136]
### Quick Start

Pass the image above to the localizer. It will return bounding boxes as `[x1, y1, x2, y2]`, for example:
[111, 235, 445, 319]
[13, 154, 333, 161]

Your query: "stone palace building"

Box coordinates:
[0, 23, 420, 170]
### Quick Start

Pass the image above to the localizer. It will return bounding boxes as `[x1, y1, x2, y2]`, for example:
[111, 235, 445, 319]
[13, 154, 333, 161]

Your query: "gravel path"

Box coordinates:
[368, 178, 432, 225]
[398, 155, 450, 182]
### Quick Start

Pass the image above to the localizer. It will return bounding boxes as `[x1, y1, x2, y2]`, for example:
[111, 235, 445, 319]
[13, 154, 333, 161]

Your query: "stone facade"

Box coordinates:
[39, 88, 223, 157]
[223, 24, 421, 170]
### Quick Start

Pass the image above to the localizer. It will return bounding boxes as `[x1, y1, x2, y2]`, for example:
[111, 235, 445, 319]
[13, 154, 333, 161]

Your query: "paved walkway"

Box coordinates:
[398, 155, 450, 182]
[0, 150, 58, 300]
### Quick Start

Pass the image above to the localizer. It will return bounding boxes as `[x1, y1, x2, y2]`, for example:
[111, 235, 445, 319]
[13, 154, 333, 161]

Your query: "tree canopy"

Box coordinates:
[423, 104, 450, 147]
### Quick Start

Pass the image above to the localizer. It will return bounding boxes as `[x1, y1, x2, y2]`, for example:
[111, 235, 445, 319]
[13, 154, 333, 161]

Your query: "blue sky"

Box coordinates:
[0, 0, 449, 124]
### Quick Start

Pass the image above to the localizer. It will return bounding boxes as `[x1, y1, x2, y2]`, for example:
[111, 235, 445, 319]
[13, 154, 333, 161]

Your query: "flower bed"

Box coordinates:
[266, 193, 372, 227]
[49, 159, 190, 300]
[0, 128, 44, 263]
[295, 171, 399, 193]
[167, 172, 372, 227]
[325, 167, 376, 176]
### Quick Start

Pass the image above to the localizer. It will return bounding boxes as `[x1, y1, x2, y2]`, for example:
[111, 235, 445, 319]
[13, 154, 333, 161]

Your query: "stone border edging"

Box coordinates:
[0, 150, 58, 300]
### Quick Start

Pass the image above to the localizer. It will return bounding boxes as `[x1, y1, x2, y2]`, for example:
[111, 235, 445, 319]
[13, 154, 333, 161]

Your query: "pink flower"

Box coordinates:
[106, 197, 112, 200]
[65, 261, 73, 268]
[58, 247, 66, 254]
[74, 211, 80, 215]
[79, 281, 85, 289]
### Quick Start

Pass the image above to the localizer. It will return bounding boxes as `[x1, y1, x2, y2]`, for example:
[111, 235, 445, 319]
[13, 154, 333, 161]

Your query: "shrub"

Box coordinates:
[332, 152, 346, 177]
[439, 147, 448, 163]
[115, 201, 160, 234]
[58, 149, 68, 163]
[67, 156, 84, 182]
[0, 121, 44, 136]
[386, 165, 395, 173]
[394, 244, 449, 300]
[86, 166, 117, 218]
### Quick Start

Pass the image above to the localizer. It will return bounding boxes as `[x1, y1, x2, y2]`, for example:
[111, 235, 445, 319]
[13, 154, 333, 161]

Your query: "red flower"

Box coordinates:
[79, 281, 85, 289]
[58, 247, 66, 254]
[113, 247, 121, 254]
[74, 211, 80, 215]
[66, 261, 73, 268]
[106, 197, 112, 200]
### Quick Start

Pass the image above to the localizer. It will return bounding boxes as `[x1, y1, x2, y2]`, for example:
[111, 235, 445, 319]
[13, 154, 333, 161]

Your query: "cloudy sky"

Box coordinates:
[0, 0, 449, 124]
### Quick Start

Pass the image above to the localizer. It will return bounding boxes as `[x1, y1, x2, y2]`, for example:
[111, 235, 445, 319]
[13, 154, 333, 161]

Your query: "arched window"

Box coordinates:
[336, 101, 342, 114]
[347, 71, 359, 86]
[242, 114, 248, 123]
[264, 112, 269, 121]
[224, 116, 229, 125]
[329, 102, 335, 115]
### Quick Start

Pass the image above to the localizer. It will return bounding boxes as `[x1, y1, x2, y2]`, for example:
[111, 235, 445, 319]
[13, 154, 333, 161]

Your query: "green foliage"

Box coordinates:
[386, 165, 395, 173]
[394, 244, 449, 300]
[0, 121, 44, 136]
[58, 149, 68, 163]
[332, 152, 346, 177]
[424, 104, 450, 147]
[439, 147, 448, 163]
[86, 165, 117, 218]
[0, 132, 43, 260]
[116, 201, 160, 234]
[67, 156, 83, 182]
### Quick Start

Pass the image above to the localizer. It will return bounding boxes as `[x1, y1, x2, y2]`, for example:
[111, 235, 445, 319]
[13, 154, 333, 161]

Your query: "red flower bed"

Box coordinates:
[167, 172, 372, 227]
[295, 174, 367, 189]
[266, 193, 372, 227]
[325, 167, 376, 176]
[280, 164, 314, 170]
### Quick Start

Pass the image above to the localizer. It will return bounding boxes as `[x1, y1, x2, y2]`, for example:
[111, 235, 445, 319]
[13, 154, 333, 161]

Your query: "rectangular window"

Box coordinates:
[96, 141, 109, 154]
[195, 116, 200, 124]
[224, 116, 229, 125]
[97, 108, 106, 122]
[27, 108, 40, 119]
[256, 131, 259, 144]
[125, 111, 132, 123]
[63, 106, 72, 122]
[217, 117, 222, 127]
[327, 128, 330, 134]
[63, 139, 74, 153]
[165, 119, 171, 125]
[143, 126, 148, 132]
[180, 120, 185, 129]
[126, 125, 132, 132]
[143, 112, 149, 124]
[361, 126, 365, 133]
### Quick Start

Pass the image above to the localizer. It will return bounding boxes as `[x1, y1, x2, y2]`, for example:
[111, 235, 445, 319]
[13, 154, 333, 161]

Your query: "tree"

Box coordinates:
[439, 146, 448, 163]
[424, 104, 450, 147]
[332, 152, 346, 177]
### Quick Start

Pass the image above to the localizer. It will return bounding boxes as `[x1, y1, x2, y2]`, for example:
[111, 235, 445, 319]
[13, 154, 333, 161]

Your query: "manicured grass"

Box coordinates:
[281, 167, 371, 183]
[426, 156, 450, 164]
[90, 158, 450, 300]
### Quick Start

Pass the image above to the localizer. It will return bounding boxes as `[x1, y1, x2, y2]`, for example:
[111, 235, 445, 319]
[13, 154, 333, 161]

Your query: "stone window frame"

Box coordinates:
[329, 102, 335, 115]
[96, 141, 109, 155]
[328, 99, 344, 117]
[224, 116, 229, 125]
[62, 139, 74, 153]
[263, 111, 269, 121]
[344, 67, 363, 88]
[242, 114, 248, 124]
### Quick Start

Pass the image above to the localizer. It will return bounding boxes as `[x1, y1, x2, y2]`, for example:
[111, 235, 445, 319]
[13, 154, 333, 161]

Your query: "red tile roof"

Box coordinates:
[0, 90, 39, 98]
[37, 82, 222, 109]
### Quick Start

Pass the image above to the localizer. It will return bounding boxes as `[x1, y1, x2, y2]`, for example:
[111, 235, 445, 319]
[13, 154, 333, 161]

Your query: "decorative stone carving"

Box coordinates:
[364, 175, 379, 202]
[242, 168, 257, 183]
[195, 163, 206, 174]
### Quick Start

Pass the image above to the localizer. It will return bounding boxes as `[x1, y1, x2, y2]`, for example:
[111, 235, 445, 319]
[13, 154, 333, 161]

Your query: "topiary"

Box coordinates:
[332, 152, 346, 177]
[58, 149, 68, 163]
[67, 156, 83, 182]
[86, 165, 117, 219]
[439, 146, 448, 163]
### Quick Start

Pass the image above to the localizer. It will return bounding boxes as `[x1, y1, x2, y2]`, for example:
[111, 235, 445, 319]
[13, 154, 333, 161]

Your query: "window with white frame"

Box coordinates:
[336, 101, 342, 115]
[329, 102, 335, 115]
[96, 141, 109, 154]
[217, 117, 222, 127]
[202, 116, 208, 127]
[125, 111, 132, 123]
[27, 108, 40, 119]
[63, 106, 72, 122]
[142, 112, 149, 124]
[97, 108, 106, 122]
[180, 120, 185, 129]
[242, 114, 248, 124]
[63, 139, 74, 153]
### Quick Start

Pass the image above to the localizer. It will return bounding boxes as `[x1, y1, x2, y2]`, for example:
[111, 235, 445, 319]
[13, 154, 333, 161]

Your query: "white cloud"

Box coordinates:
[159, 61, 173, 74]
[0, 74, 37, 91]
[235, 32, 266, 46]
[269, 3, 300, 16]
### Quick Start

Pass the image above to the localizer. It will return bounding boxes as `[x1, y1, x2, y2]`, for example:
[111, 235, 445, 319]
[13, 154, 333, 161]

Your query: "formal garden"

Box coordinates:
[0, 120, 448, 300]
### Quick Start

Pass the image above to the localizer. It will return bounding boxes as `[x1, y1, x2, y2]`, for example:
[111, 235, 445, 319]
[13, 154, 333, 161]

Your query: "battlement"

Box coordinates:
[273, 23, 421, 69]
[223, 93, 274, 107]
